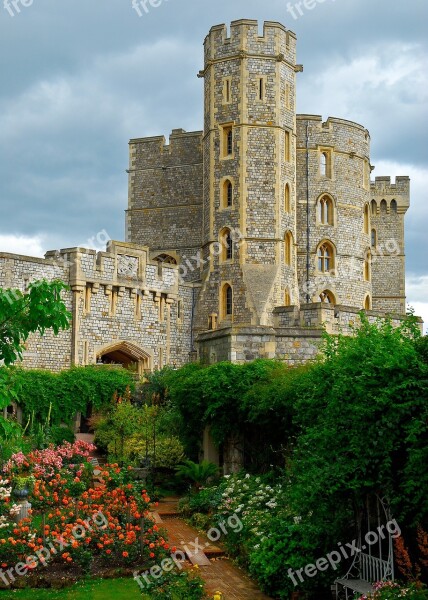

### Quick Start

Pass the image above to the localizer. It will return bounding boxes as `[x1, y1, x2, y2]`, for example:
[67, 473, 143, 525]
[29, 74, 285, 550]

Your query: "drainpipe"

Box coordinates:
[306, 122, 310, 303]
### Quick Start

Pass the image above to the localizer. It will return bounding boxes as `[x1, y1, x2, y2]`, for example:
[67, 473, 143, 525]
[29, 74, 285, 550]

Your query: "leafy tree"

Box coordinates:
[290, 314, 428, 535]
[0, 279, 70, 438]
[0, 279, 70, 365]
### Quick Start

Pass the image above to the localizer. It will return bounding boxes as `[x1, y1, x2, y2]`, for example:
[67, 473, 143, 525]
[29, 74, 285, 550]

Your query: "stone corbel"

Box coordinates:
[118, 286, 125, 298]
[294, 64, 304, 72]
[104, 284, 112, 296]
[92, 283, 100, 293]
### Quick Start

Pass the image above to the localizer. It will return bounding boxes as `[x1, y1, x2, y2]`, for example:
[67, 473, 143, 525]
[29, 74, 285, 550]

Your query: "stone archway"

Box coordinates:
[96, 341, 152, 376]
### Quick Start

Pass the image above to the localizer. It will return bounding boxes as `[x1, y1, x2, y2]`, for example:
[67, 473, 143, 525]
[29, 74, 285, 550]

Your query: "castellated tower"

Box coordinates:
[370, 176, 409, 314]
[195, 19, 301, 332]
[296, 116, 373, 309]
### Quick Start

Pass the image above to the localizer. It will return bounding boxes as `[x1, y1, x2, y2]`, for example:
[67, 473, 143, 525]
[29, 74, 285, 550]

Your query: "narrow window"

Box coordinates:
[364, 204, 370, 234]
[320, 151, 332, 178]
[380, 199, 387, 214]
[177, 299, 183, 322]
[222, 284, 233, 318]
[223, 126, 233, 157]
[224, 78, 231, 104]
[220, 228, 233, 262]
[284, 232, 293, 266]
[223, 179, 233, 208]
[390, 199, 398, 213]
[364, 295, 372, 310]
[371, 229, 377, 247]
[225, 285, 233, 316]
[284, 289, 291, 306]
[258, 77, 264, 101]
[320, 152, 327, 176]
[371, 199, 377, 215]
[284, 130, 290, 162]
[284, 184, 291, 213]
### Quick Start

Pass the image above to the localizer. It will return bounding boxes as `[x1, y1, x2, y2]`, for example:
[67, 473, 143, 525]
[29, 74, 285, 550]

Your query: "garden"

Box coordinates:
[1, 279, 428, 598]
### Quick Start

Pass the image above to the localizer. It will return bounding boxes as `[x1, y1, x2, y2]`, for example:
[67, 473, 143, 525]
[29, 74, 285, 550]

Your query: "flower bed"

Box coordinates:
[0, 442, 169, 588]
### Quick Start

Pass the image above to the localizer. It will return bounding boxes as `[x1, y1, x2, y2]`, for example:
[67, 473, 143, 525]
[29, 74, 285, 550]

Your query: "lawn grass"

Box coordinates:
[0, 577, 142, 600]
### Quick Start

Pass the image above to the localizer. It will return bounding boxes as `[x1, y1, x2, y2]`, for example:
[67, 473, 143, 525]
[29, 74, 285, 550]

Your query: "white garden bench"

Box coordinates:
[335, 552, 393, 598]
[335, 496, 395, 599]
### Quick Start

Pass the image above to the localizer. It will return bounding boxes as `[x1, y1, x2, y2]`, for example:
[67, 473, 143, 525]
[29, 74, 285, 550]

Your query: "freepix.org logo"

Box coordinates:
[4, 0, 34, 17]
[131, 0, 170, 17]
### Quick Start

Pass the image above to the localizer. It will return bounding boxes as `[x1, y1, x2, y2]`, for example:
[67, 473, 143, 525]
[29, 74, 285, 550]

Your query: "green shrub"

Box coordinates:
[140, 567, 206, 599]
[49, 425, 75, 445]
[9, 365, 135, 427]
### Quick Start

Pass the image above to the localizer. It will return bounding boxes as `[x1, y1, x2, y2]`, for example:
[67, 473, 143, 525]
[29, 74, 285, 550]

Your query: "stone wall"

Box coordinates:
[0, 241, 194, 372]
[126, 129, 203, 280]
[370, 176, 409, 313]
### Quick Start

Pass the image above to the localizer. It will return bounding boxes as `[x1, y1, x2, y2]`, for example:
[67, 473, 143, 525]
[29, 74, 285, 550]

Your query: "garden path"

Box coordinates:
[153, 498, 272, 600]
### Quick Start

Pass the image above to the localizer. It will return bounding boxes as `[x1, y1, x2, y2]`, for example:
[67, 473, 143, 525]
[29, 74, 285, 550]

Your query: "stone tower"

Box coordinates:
[295, 116, 373, 309]
[370, 176, 410, 314]
[195, 20, 301, 332]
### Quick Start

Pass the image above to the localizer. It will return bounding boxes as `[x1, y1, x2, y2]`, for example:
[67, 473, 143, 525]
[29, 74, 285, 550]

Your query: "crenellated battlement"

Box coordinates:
[370, 176, 410, 214]
[129, 129, 203, 171]
[204, 19, 296, 65]
[370, 175, 410, 196]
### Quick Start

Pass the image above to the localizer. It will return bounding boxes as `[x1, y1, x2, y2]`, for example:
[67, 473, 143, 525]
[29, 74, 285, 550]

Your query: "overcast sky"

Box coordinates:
[0, 0, 427, 327]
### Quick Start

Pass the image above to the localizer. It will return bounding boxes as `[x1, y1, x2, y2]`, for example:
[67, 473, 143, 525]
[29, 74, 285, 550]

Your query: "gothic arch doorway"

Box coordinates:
[96, 341, 152, 376]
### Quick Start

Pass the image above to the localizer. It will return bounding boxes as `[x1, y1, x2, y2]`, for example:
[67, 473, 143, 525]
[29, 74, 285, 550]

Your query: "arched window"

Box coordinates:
[380, 199, 387, 214]
[317, 195, 334, 225]
[223, 180, 233, 208]
[317, 241, 335, 273]
[284, 231, 293, 266]
[319, 290, 336, 304]
[222, 284, 233, 318]
[284, 289, 291, 306]
[320, 151, 332, 177]
[223, 126, 233, 157]
[390, 199, 398, 213]
[363, 204, 370, 234]
[284, 184, 291, 213]
[371, 229, 377, 247]
[364, 295, 372, 310]
[364, 251, 371, 281]
[220, 228, 233, 262]
[320, 152, 327, 176]
[371, 199, 377, 216]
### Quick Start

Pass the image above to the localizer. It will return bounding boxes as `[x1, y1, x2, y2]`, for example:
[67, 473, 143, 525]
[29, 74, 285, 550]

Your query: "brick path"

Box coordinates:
[155, 498, 272, 600]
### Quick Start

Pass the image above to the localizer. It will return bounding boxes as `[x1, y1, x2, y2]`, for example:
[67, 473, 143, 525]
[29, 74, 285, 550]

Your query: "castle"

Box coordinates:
[0, 20, 413, 375]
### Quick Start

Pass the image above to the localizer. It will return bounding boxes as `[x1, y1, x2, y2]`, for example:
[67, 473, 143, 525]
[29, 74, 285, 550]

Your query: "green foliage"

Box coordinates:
[125, 434, 185, 469]
[290, 314, 428, 529]
[0, 279, 70, 367]
[160, 359, 289, 464]
[140, 567, 206, 600]
[4, 366, 135, 427]
[175, 459, 219, 489]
